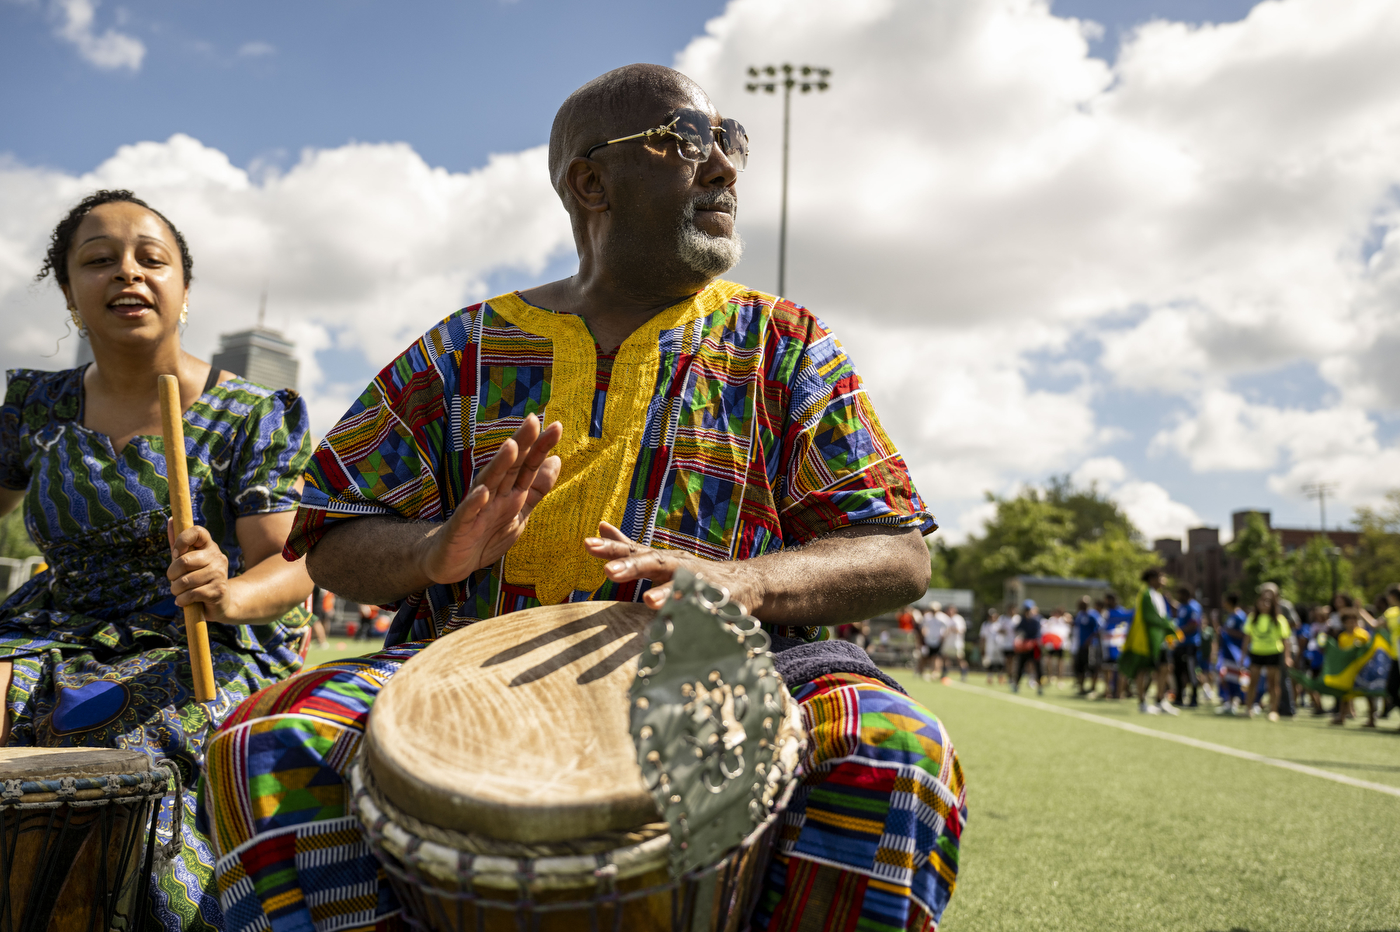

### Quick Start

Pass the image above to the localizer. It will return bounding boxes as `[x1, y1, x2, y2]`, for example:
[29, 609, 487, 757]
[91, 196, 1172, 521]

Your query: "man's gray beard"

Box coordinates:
[676, 194, 743, 278]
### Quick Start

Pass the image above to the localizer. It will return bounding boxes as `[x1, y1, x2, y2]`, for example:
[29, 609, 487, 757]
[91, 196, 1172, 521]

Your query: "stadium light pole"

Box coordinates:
[1302, 481, 1338, 532]
[746, 64, 831, 297]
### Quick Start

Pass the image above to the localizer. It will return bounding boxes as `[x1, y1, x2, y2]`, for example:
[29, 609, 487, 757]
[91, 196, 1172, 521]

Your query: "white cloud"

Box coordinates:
[0, 134, 573, 433]
[7, 0, 1400, 539]
[53, 0, 144, 71]
[674, 0, 1400, 528]
[237, 41, 275, 58]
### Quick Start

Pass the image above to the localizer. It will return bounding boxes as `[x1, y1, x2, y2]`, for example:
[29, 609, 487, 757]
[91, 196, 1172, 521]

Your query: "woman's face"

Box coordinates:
[1257, 593, 1274, 613]
[62, 201, 188, 351]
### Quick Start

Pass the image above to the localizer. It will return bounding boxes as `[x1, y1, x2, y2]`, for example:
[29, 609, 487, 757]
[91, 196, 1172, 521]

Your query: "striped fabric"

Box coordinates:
[0, 366, 313, 932]
[202, 659, 963, 932]
[753, 673, 965, 931]
[283, 280, 933, 641]
[205, 280, 953, 931]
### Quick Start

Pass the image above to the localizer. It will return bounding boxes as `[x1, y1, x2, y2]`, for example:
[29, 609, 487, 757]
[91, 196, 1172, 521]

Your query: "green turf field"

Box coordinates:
[303, 636, 384, 668]
[296, 641, 1400, 929]
[894, 673, 1400, 932]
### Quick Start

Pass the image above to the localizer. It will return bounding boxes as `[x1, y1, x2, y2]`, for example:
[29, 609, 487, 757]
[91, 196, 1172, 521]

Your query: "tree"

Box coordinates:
[926, 537, 954, 589]
[0, 507, 39, 561]
[1045, 475, 1140, 546]
[1072, 526, 1160, 601]
[947, 490, 1077, 607]
[1227, 512, 1295, 603]
[1352, 490, 1400, 602]
[1291, 533, 1353, 608]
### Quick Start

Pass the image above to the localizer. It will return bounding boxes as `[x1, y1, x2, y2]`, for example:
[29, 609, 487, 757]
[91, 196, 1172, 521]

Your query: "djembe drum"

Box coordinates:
[0, 747, 177, 932]
[351, 569, 805, 931]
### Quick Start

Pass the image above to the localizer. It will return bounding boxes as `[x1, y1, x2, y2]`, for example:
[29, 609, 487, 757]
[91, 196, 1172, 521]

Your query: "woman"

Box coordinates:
[1242, 587, 1291, 721]
[0, 190, 314, 931]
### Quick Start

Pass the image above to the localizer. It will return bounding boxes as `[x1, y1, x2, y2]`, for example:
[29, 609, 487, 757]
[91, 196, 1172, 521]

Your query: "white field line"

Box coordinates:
[938, 680, 1400, 800]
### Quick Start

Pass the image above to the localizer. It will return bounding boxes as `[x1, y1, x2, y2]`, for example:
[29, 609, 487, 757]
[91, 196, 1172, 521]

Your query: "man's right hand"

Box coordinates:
[414, 414, 563, 585]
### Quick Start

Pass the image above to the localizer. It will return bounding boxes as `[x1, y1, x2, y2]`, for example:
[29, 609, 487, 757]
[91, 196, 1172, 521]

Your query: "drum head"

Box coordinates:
[0, 747, 152, 780]
[365, 601, 660, 844]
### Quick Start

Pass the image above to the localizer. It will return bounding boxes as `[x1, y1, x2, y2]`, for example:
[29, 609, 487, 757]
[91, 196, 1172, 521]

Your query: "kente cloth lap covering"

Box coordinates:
[0, 367, 314, 932]
[204, 281, 955, 931]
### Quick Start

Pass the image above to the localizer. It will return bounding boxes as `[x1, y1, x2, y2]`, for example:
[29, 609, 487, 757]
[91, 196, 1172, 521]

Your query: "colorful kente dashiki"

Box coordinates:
[204, 281, 954, 931]
[0, 367, 313, 932]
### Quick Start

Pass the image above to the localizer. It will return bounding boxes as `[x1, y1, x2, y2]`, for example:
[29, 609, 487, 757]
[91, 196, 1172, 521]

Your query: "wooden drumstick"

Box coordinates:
[159, 374, 217, 703]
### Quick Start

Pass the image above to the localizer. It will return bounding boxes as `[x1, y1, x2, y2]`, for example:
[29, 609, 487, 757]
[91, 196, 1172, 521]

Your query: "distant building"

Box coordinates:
[1155, 510, 1359, 610]
[1154, 528, 1238, 610]
[210, 327, 299, 391]
[74, 333, 93, 369]
[1230, 509, 1358, 552]
[1003, 575, 1109, 613]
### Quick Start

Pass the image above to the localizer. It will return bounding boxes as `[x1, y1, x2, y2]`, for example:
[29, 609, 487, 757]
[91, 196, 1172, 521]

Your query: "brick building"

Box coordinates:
[1153, 510, 1357, 610]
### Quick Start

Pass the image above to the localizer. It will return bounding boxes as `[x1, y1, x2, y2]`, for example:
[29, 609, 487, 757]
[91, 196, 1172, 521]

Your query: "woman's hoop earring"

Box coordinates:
[179, 304, 189, 325]
[68, 307, 87, 338]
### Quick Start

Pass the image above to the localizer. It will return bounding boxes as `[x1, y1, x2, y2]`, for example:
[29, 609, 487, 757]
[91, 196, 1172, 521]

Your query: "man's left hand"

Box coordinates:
[584, 522, 762, 611]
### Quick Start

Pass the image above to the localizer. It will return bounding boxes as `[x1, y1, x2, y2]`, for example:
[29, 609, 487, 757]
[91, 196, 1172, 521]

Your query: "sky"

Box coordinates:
[2, 0, 1397, 548]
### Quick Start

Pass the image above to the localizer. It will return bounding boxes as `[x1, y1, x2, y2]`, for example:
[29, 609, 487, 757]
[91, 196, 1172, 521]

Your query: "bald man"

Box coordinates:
[201, 64, 965, 931]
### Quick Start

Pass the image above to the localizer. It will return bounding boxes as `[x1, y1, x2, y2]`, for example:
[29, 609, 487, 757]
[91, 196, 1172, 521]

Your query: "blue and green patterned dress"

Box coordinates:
[0, 366, 313, 932]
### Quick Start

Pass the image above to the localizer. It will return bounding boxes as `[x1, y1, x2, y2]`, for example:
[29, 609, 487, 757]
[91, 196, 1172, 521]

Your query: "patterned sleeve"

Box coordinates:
[775, 313, 935, 544]
[232, 389, 313, 517]
[0, 370, 35, 491]
[283, 328, 455, 560]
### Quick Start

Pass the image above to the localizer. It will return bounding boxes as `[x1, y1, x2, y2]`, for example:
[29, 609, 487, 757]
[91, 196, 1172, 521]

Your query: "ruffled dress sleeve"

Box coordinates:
[1, 371, 37, 491]
[230, 389, 313, 517]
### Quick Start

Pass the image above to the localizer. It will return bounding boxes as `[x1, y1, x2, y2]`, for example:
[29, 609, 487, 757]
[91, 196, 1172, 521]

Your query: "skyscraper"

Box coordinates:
[210, 327, 299, 391]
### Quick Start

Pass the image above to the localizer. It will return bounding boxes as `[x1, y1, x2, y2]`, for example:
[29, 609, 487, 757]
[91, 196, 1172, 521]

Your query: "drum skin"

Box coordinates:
[364, 601, 660, 843]
[358, 600, 786, 932]
[0, 747, 161, 932]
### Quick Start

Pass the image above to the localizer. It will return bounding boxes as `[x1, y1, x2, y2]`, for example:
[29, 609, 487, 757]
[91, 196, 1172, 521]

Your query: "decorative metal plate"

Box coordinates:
[628, 567, 801, 879]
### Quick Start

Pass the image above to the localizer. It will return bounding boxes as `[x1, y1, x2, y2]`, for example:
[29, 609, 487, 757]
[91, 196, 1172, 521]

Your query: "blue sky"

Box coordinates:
[3, 0, 1396, 544]
[2, 0, 1258, 175]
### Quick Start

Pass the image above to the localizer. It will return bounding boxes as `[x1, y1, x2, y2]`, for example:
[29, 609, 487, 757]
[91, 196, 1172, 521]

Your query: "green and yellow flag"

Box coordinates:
[1291, 627, 1396, 698]
[1119, 586, 1177, 680]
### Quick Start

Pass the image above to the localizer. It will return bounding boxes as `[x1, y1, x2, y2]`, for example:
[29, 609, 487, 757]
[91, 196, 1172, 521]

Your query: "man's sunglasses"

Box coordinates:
[585, 108, 748, 171]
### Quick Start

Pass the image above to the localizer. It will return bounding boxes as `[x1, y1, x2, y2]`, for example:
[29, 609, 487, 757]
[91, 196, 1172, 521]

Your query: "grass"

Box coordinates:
[295, 640, 1400, 929]
[892, 672, 1400, 932]
[303, 636, 385, 668]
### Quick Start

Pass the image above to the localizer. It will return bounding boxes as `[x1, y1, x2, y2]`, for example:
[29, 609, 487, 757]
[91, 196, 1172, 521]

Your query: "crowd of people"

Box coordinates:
[970, 572, 1400, 728]
[847, 571, 1400, 733]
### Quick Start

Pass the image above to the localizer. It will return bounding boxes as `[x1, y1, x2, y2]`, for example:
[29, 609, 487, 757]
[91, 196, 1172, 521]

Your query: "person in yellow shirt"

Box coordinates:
[1242, 588, 1291, 721]
[1331, 609, 1375, 727]
[1383, 586, 1399, 722]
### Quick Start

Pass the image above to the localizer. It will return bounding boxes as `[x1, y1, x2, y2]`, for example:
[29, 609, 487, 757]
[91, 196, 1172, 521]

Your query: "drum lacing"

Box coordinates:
[0, 767, 169, 810]
[151, 757, 185, 861]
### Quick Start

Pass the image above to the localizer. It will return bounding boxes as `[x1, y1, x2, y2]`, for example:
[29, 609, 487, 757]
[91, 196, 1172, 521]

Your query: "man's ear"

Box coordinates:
[565, 157, 610, 215]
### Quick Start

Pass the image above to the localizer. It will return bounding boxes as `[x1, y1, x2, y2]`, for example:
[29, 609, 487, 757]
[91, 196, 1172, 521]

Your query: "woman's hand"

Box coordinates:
[167, 522, 240, 622]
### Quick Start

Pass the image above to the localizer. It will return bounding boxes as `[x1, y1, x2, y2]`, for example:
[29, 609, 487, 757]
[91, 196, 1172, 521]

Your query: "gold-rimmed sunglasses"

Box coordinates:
[585, 108, 749, 171]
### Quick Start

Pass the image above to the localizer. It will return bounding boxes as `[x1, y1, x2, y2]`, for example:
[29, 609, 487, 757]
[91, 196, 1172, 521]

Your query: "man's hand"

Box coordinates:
[415, 414, 563, 585]
[584, 521, 762, 611]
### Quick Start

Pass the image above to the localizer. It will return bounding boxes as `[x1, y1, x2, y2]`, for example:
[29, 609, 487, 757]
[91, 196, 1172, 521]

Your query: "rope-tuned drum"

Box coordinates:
[0, 747, 178, 932]
[352, 569, 805, 931]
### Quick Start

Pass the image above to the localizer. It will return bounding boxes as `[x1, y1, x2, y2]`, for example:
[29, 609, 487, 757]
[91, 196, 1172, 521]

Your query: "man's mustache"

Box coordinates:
[689, 190, 737, 213]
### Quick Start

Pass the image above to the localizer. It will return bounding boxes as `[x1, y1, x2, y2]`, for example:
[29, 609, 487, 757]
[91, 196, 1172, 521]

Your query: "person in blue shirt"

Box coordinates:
[1011, 599, 1044, 695]
[1072, 595, 1102, 697]
[1216, 592, 1249, 714]
[1172, 586, 1204, 707]
[1099, 592, 1135, 700]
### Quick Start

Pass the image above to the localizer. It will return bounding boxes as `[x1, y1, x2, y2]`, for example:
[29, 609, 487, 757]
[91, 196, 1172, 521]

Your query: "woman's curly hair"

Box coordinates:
[36, 189, 193, 288]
